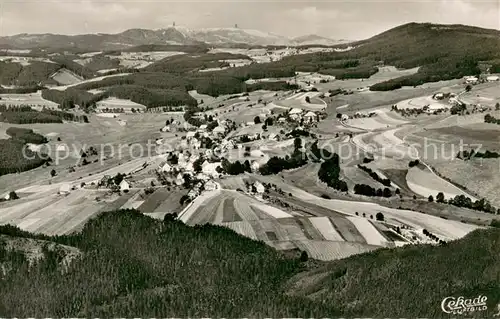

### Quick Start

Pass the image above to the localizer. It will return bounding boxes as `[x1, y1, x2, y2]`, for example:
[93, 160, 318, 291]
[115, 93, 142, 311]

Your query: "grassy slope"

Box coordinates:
[0, 209, 499, 317]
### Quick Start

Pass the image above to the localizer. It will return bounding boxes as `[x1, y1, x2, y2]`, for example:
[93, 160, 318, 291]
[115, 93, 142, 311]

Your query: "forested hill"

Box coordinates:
[0, 209, 499, 317]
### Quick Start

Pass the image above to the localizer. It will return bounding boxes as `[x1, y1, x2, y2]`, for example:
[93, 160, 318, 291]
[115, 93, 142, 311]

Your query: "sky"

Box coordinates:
[0, 0, 498, 39]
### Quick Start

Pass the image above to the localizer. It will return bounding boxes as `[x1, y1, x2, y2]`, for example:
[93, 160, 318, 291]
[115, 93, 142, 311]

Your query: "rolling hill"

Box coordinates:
[0, 209, 499, 317]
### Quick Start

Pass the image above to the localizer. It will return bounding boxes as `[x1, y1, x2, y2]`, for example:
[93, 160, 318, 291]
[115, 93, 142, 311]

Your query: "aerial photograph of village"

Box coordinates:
[0, 0, 499, 317]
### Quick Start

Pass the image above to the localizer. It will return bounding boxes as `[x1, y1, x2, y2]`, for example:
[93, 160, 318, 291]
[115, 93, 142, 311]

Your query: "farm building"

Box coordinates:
[246, 121, 255, 126]
[198, 124, 208, 132]
[278, 117, 286, 123]
[268, 133, 278, 141]
[161, 163, 172, 172]
[341, 114, 349, 121]
[213, 126, 225, 135]
[204, 180, 218, 191]
[251, 161, 261, 172]
[4, 193, 10, 200]
[119, 180, 130, 191]
[202, 162, 222, 178]
[254, 181, 265, 194]
[186, 131, 196, 139]
[464, 76, 478, 84]
[487, 75, 499, 82]
[161, 126, 171, 132]
[304, 111, 318, 123]
[59, 184, 71, 194]
[289, 108, 303, 120]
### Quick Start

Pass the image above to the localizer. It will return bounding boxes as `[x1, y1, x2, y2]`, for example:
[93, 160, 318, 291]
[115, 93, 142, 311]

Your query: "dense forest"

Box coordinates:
[0, 128, 50, 176]
[0, 210, 499, 317]
[0, 106, 89, 124]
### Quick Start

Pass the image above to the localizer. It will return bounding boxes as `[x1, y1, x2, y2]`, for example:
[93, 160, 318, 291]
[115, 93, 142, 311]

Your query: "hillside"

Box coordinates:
[0, 209, 499, 317]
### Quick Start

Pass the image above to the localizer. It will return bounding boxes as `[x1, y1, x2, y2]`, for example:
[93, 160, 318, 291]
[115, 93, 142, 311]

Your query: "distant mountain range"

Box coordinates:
[0, 27, 351, 51]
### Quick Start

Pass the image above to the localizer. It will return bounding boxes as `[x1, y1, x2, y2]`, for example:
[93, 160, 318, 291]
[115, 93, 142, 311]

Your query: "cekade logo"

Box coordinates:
[441, 295, 488, 315]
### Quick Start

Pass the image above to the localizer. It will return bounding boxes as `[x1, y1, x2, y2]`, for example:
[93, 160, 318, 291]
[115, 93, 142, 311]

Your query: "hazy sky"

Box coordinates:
[0, 0, 499, 39]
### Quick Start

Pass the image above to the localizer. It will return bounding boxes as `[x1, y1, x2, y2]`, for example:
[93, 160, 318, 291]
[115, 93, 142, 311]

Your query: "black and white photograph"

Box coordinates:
[0, 0, 499, 317]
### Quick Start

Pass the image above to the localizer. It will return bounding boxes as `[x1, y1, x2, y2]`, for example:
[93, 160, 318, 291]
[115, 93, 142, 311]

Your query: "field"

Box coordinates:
[51, 68, 84, 85]
[96, 97, 147, 112]
[0, 91, 59, 108]
[460, 82, 500, 108]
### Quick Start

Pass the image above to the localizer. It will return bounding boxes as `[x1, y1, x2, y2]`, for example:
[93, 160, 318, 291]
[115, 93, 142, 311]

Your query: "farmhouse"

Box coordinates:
[204, 180, 218, 191]
[202, 162, 222, 178]
[213, 126, 225, 135]
[304, 111, 318, 123]
[464, 76, 478, 84]
[161, 163, 172, 173]
[254, 181, 265, 194]
[119, 180, 130, 191]
[289, 108, 303, 120]
[59, 184, 71, 195]
[251, 161, 261, 172]
[186, 131, 196, 140]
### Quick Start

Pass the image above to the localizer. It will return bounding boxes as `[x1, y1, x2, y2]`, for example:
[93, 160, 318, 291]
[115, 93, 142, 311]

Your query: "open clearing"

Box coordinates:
[51, 68, 84, 85]
[0, 91, 59, 108]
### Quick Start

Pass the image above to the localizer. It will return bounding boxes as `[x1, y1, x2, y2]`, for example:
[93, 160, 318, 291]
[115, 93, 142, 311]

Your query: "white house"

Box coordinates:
[119, 180, 130, 191]
[487, 75, 499, 82]
[254, 181, 265, 194]
[186, 131, 196, 139]
[465, 76, 478, 84]
[175, 173, 184, 186]
[161, 163, 172, 172]
[196, 173, 209, 181]
[278, 117, 286, 123]
[204, 180, 218, 191]
[198, 124, 208, 132]
[202, 162, 222, 178]
[4, 193, 10, 200]
[251, 161, 261, 172]
[246, 121, 255, 126]
[268, 133, 277, 141]
[161, 126, 170, 132]
[184, 162, 194, 172]
[59, 183, 71, 194]
[190, 138, 201, 150]
[341, 114, 349, 121]
[213, 126, 225, 135]
[304, 111, 317, 123]
[289, 108, 303, 120]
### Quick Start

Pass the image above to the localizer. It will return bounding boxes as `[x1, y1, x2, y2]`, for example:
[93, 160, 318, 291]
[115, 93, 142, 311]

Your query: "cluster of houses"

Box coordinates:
[287, 108, 321, 123]
[464, 75, 499, 85]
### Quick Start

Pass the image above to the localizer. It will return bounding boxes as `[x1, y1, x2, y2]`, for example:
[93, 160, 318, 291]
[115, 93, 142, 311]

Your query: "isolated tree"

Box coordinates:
[413, 195, 417, 200]
[370, 215, 373, 219]
[465, 85, 472, 92]
[305, 96, 311, 103]
[163, 212, 178, 223]
[254, 116, 261, 124]
[376, 212, 384, 221]
[8, 191, 19, 200]
[436, 192, 445, 203]
[294, 137, 302, 151]
[299, 251, 309, 262]
[428, 195, 434, 202]
[362, 212, 366, 218]
[496, 102, 500, 111]
[57, 137, 61, 142]
[50, 169, 56, 177]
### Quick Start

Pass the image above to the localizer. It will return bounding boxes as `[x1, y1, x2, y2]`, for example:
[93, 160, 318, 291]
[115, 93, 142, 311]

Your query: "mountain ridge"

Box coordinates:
[0, 26, 349, 50]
